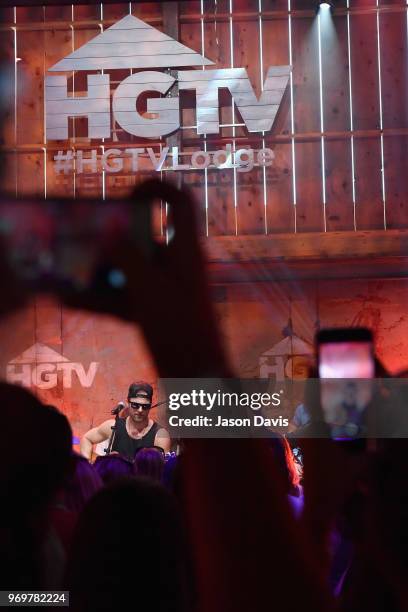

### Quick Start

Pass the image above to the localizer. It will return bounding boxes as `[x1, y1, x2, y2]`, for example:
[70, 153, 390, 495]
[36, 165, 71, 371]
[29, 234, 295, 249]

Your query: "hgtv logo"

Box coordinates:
[7, 343, 99, 390]
[45, 14, 290, 141]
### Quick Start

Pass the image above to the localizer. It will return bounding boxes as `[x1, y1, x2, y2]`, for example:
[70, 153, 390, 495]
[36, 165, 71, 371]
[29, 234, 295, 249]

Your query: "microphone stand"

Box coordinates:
[150, 399, 168, 410]
[105, 404, 123, 455]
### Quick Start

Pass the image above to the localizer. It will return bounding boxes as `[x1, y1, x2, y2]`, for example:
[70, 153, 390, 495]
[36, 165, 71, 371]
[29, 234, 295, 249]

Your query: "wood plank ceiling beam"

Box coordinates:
[203, 231, 408, 282]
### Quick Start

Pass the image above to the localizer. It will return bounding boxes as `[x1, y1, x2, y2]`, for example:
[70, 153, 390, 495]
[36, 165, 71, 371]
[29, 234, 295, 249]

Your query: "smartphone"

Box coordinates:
[0, 196, 162, 302]
[316, 328, 375, 439]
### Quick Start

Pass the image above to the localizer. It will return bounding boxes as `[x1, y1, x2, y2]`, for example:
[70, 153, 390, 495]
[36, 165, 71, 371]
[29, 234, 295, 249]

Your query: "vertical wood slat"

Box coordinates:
[261, 0, 291, 8]
[179, 0, 207, 235]
[72, 3, 103, 199]
[16, 7, 44, 147]
[104, 1, 140, 198]
[0, 7, 13, 22]
[322, 14, 354, 231]
[15, 6, 45, 197]
[133, 0, 165, 206]
[292, 16, 320, 134]
[102, 2, 129, 22]
[263, 15, 294, 234]
[0, 152, 17, 197]
[233, 13, 265, 235]
[207, 170, 237, 236]
[0, 303, 36, 388]
[349, 12, 380, 131]
[354, 138, 384, 229]
[349, 0, 377, 7]
[201, 0, 236, 236]
[44, 4, 75, 198]
[349, 0, 386, 229]
[294, 141, 325, 232]
[350, 10, 384, 229]
[379, 9, 408, 228]
[229, 0, 238, 236]
[324, 140, 354, 231]
[204, 0, 234, 236]
[99, 2, 171, 198]
[35, 296, 63, 357]
[0, 16, 15, 147]
[0, 9, 17, 196]
[292, 16, 324, 232]
[379, 11, 408, 129]
[383, 136, 408, 229]
[134, 0, 164, 20]
[204, 0, 234, 151]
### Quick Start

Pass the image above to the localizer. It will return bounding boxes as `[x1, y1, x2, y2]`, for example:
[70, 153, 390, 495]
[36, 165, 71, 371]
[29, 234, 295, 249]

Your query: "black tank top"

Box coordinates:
[111, 418, 160, 460]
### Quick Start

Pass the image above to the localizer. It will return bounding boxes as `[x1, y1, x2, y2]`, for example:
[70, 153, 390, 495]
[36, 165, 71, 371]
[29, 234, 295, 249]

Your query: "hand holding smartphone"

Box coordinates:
[317, 328, 375, 439]
[0, 179, 230, 377]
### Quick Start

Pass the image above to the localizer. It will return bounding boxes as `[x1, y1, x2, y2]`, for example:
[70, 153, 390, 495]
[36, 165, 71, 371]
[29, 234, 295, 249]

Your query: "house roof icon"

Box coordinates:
[9, 343, 69, 364]
[261, 336, 313, 358]
[49, 14, 214, 72]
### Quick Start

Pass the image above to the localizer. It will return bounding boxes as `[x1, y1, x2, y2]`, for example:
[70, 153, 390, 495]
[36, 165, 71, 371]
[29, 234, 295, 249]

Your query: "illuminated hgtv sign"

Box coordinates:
[45, 14, 290, 172]
[7, 344, 99, 390]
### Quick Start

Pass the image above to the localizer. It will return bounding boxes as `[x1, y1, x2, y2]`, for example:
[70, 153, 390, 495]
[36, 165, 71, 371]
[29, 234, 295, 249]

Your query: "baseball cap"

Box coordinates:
[127, 381, 153, 401]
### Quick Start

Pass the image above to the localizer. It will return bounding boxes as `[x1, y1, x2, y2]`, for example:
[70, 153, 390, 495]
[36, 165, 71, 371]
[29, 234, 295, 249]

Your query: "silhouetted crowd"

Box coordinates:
[2, 380, 408, 612]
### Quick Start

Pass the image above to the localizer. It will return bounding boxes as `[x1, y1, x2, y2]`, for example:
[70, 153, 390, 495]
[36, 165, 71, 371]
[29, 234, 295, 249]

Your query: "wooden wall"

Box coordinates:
[1, 1, 408, 442]
[0, 0, 407, 235]
[1, 277, 408, 445]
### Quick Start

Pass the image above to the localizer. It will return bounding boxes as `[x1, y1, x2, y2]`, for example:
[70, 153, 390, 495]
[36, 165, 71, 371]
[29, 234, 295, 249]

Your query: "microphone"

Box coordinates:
[111, 401, 126, 416]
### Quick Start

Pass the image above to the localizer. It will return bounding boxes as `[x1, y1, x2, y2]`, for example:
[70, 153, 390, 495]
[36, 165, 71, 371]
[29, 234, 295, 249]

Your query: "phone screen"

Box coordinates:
[0, 198, 162, 293]
[318, 339, 375, 439]
[318, 341, 375, 379]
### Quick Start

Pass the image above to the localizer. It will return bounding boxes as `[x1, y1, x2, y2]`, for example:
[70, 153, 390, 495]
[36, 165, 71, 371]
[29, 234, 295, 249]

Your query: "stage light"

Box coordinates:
[317, 1, 333, 11]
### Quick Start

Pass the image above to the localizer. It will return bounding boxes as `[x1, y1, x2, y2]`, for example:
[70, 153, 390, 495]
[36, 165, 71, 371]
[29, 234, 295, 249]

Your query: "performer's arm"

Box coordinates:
[154, 428, 171, 453]
[80, 419, 115, 460]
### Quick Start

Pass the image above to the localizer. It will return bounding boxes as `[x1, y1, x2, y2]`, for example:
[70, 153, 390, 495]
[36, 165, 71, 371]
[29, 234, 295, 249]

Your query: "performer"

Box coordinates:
[80, 382, 171, 461]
